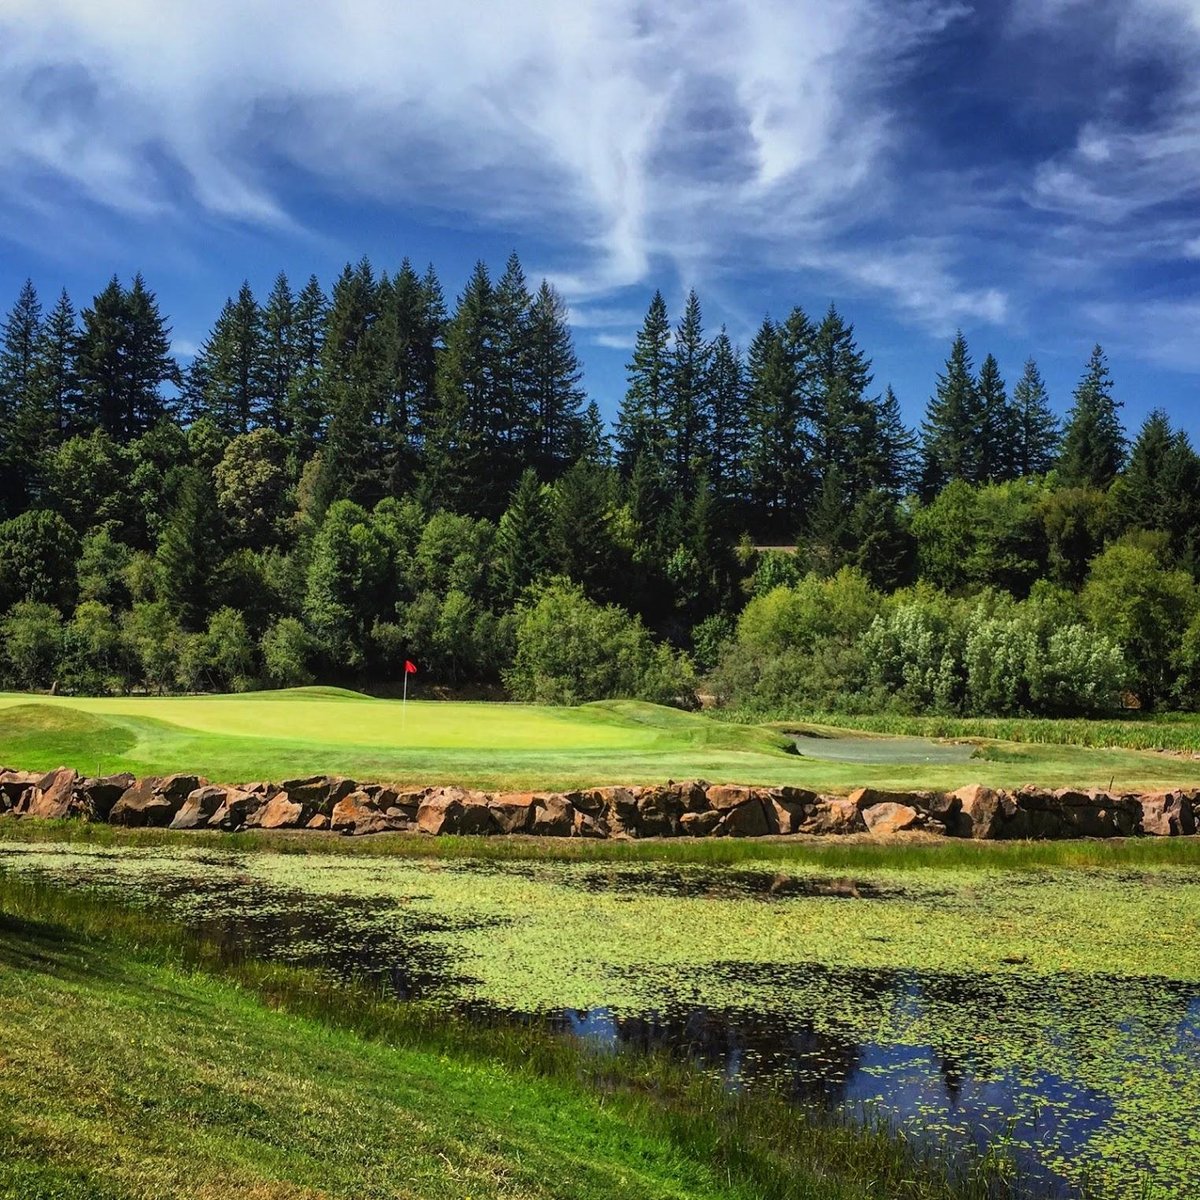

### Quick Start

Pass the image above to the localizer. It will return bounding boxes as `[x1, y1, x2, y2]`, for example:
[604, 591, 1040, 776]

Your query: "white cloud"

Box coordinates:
[0, 0, 987, 326]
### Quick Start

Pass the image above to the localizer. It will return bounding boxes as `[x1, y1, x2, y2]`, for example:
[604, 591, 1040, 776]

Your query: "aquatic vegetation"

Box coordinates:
[1, 841, 1196, 1198]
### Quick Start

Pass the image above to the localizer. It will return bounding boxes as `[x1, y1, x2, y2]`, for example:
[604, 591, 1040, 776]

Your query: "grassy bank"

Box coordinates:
[4, 687, 1200, 793]
[5, 814, 1200, 872]
[0, 869, 1028, 1200]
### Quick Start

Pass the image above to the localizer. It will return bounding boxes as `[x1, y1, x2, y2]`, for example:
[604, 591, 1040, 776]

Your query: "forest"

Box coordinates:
[1, 253, 1198, 717]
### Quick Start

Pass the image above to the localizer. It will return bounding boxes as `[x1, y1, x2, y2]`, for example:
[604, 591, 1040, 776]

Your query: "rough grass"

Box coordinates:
[0, 869, 1032, 1200]
[3, 689, 1200, 793]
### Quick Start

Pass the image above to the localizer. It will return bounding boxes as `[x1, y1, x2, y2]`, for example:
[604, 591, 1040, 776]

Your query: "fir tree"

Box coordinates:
[492, 252, 534, 479]
[526, 280, 586, 478]
[0, 280, 43, 513]
[1059, 345, 1124, 488]
[287, 274, 328, 458]
[1118, 409, 1200, 546]
[193, 283, 269, 435]
[869, 385, 919, 494]
[744, 317, 804, 536]
[1010, 357, 1059, 477]
[496, 467, 553, 600]
[668, 289, 711, 490]
[809, 305, 873, 500]
[921, 331, 982, 493]
[261, 272, 296, 435]
[615, 291, 671, 473]
[976, 352, 1013, 482]
[32, 289, 80, 442]
[124, 273, 179, 436]
[706, 329, 748, 505]
[156, 468, 221, 632]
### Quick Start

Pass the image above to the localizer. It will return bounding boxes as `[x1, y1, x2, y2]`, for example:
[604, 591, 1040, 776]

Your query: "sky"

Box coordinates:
[2, 0, 1200, 440]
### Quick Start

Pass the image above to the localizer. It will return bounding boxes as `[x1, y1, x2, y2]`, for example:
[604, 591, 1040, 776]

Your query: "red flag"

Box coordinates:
[404, 660, 418, 675]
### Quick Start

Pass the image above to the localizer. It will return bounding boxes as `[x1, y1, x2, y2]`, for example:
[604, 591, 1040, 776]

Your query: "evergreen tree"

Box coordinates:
[549, 460, 618, 600]
[156, 468, 221, 632]
[706, 329, 748, 505]
[31, 289, 80, 443]
[496, 467, 553, 600]
[849, 488, 914, 590]
[423, 261, 499, 512]
[1118, 410, 1200, 555]
[192, 283, 269, 435]
[261, 272, 296, 435]
[0, 280, 43, 514]
[615, 291, 671, 473]
[287, 274, 328, 458]
[809, 305, 874, 500]
[526, 280, 586, 478]
[1058, 345, 1124, 488]
[921, 331, 982, 493]
[744, 317, 804, 535]
[492, 252, 534, 484]
[1010, 357, 1059, 477]
[867, 385, 918, 494]
[575, 400, 610, 466]
[976, 352, 1014, 482]
[668, 289, 711, 490]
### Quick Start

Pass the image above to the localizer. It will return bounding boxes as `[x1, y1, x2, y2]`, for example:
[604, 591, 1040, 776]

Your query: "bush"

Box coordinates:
[505, 579, 694, 706]
[261, 618, 318, 687]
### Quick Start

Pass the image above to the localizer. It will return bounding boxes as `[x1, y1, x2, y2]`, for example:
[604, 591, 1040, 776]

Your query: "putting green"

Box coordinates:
[3, 687, 1200, 793]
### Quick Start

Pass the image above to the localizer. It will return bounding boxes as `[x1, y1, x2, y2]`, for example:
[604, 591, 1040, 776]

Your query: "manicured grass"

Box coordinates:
[0, 870, 1025, 1200]
[3, 687, 1200, 792]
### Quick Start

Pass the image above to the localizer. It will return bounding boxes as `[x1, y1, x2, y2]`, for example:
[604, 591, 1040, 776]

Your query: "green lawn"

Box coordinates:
[3, 687, 1200, 792]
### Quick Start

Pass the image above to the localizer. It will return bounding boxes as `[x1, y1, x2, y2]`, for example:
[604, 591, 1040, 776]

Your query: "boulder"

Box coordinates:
[76, 774, 135, 821]
[680, 810, 722, 837]
[207, 788, 262, 831]
[636, 786, 684, 837]
[862, 801, 923, 836]
[717, 798, 770, 837]
[489, 793, 534, 835]
[800, 797, 866, 835]
[306, 813, 330, 830]
[109, 777, 174, 827]
[951, 785, 1005, 839]
[170, 785, 230, 830]
[331, 790, 408, 836]
[763, 787, 817, 835]
[279, 775, 356, 813]
[530, 794, 574, 837]
[0, 769, 40, 812]
[705, 784, 756, 812]
[253, 792, 309, 831]
[599, 787, 641, 837]
[847, 787, 929, 814]
[23, 767, 82, 819]
[1139, 791, 1197, 837]
[573, 809, 609, 838]
[417, 787, 490, 836]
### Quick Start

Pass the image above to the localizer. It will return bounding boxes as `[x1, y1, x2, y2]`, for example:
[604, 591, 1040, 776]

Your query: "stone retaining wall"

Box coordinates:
[1, 767, 1197, 839]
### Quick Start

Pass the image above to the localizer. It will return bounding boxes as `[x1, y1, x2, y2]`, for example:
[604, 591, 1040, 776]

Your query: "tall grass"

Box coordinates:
[0, 866, 1069, 1200]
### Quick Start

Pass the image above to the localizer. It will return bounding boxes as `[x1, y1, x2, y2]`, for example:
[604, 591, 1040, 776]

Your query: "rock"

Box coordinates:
[458, 791, 499, 835]
[680, 810, 722, 837]
[76, 774, 135, 821]
[489, 793, 534, 834]
[847, 787, 929, 813]
[417, 788, 471, 836]
[208, 789, 262, 831]
[253, 792, 308, 830]
[306, 813, 330, 830]
[279, 775, 356, 813]
[530, 794, 574, 837]
[1139, 791, 1197, 836]
[109, 777, 174, 827]
[599, 787, 641, 837]
[23, 767, 82, 819]
[951, 785, 1005, 839]
[0, 769, 40, 812]
[170, 785, 229, 830]
[636, 785, 684, 837]
[705, 784, 756, 811]
[763, 787, 817, 835]
[862, 801, 923, 836]
[717, 798, 770, 837]
[331, 790, 407, 835]
[573, 809, 609, 838]
[240, 780, 279, 797]
[800, 797, 866, 835]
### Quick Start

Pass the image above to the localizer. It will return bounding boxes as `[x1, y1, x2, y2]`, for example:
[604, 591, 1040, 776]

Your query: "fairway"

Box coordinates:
[4, 687, 1200, 793]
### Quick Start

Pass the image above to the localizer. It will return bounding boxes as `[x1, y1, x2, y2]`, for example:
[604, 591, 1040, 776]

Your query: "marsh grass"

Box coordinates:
[0, 866, 1056, 1200]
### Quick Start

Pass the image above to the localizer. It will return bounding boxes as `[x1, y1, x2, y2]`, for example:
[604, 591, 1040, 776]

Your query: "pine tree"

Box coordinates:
[976, 352, 1014, 482]
[1011, 357, 1059, 477]
[849, 487, 914, 590]
[809, 305, 873, 500]
[124, 273, 179, 436]
[32, 289, 80, 442]
[261, 272, 296, 435]
[156, 468, 221, 632]
[1118, 409, 1192, 538]
[615, 291, 671, 473]
[921, 331, 982, 493]
[492, 252, 534, 482]
[574, 400, 610, 466]
[668, 289, 711, 490]
[526, 280, 586, 478]
[549, 460, 618, 599]
[1059, 345, 1125, 488]
[496, 467, 553, 600]
[869, 385, 919, 494]
[706, 329, 748, 505]
[0, 280, 43, 514]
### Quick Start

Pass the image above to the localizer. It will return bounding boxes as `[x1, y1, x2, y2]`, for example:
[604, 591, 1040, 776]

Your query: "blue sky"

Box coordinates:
[2, 0, 1200, 440]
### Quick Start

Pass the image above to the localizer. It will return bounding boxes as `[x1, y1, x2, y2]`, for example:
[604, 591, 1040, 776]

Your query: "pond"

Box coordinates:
[792, 731, 979, 764]
[2, 842, 1197, 1199]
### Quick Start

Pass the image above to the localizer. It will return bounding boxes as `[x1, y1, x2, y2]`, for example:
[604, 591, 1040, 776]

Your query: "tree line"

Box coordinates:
[0, 253, 1197, 715]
